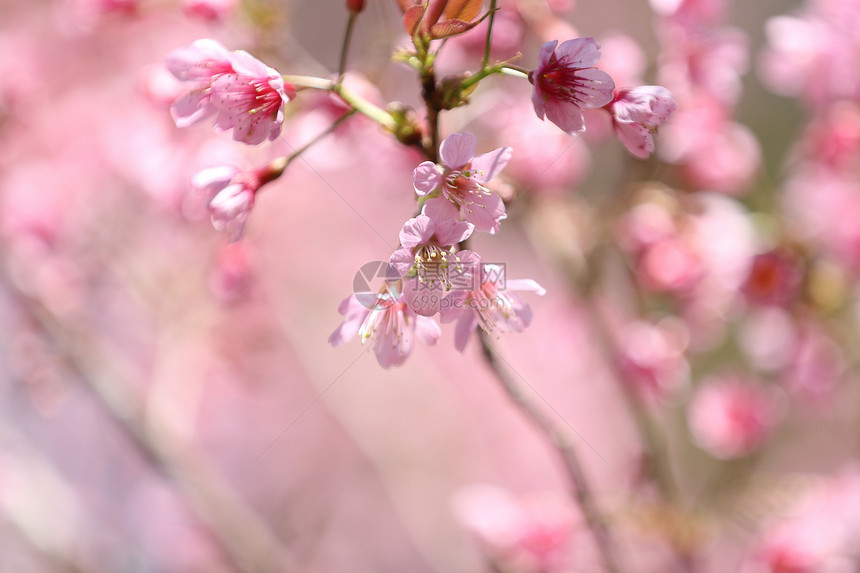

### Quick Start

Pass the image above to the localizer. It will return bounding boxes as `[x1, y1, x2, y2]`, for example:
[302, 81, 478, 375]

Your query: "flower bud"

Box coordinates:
[346, 0, 365, 13]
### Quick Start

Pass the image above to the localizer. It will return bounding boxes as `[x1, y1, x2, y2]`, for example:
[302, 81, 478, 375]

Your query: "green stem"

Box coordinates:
[281, 75, 396, 131]
[459, 56, 526, 92]
[337, 11, 358, 86]
[482, 0, 499, 68]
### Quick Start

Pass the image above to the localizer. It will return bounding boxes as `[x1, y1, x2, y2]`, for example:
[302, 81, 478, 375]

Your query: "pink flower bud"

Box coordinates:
[346, 0, 365, 12]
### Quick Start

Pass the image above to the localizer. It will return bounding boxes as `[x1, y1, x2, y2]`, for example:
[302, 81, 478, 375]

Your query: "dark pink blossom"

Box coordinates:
[440, 252, 545, 352]
[741, 249, 804, 306]
[413, 132, 511, 233]
[209, 50, 293, 144]
[530, 38, 615, 134]
[609, 86, 678, 159]
[328, 292, 441, 368]
[166, 39, 293, 145]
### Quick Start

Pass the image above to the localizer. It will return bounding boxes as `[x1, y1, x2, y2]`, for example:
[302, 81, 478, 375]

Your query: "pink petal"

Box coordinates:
[413, 161, 442, 196]
[329, 295, 370, 346]
[389, 247, 416, 277]
[471, 146, 513, 183]
[462, 188, 507, 233]
[165, 38, 231, 81]
[574, 68, 616, 108]
[439, 132, 477, 169]
[403, 278, 443, 316]
[226, 50, 271, 78]
[191, 165, 238, 197]
[433, 219, 473, 246]
[506, 279, 547, 295]
[170, 90, 214, 127]
[544, 98, 586, 134]
[423, 197, 461, 225]
[374, 313, 414, 368]
[531, 86, 547, 120]
[556, 37, 602, 68]
[453, 311, 479, 352]
[399, 215, 435, 247]
[454, 249, 483, 281]
[440, 290, 469, 322]
[415, 315, 442, 345]
[535, 40, 558, 72]
[614, 121, 653, 159]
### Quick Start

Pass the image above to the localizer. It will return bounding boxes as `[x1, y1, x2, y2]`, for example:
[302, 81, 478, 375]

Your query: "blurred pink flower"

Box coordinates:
[328, 293, 441, 368]
[182, 0, 237, 21]
[617, 318, 690, 400]
[192, 166, 259, 241]
[440, 252, 545, 352]
[659, 96, 761, 194]
[759, 8, 860, 109]
[166, 39, 293, 144]
[452, 484, 576, 573]
[609, 86, 678, 159]
[744, 467, 860, 573]
[414, 132, 511, 233]
[530, 38, 615, 134]
[687, 377, 781, 459]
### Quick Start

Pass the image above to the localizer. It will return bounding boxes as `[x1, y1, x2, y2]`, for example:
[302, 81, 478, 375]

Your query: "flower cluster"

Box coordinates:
[331, 132, 546, 367]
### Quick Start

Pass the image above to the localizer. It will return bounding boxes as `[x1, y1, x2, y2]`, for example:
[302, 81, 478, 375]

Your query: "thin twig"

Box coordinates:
[478, 331, 623, 573]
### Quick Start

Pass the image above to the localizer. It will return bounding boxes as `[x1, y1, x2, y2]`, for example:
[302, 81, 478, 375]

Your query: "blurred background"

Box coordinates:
[3, 0, 860, 571]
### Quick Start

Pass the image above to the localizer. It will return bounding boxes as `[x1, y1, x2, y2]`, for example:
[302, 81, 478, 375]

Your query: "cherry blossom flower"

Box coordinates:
[209, 50, 293, 144]
[328, 292, 441, 368]
[440, 252, 545, 352]
[413, 132, 512, 233]
[166, 39, 293, 144]
[165, 39, 234, 128]
[389, 214, 474, 316]
[608, 86, 678, 159]
[193, 159, 286, 240]
[687, 376, 782, 459]
[192, 166, 258, 241]
[529, 38, 615, 134]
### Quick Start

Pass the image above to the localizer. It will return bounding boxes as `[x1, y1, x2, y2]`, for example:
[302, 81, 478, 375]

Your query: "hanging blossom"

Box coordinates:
[440, 252, 545, 352]
[607, 86, 678, 159]
[329, 290, 441, 368]
[165, 39, 295, 145]
[530, 38, 616, 134]
[192, 158, 285, 241]
[390, 213, 475, 316]
[413, 132, 512, 234]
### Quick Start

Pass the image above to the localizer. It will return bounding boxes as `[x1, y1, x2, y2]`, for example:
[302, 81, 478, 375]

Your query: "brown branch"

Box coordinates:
[0, 270, 296, 573]
[478, 331, 623, 573]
